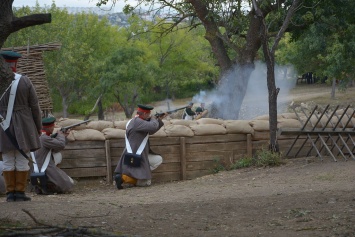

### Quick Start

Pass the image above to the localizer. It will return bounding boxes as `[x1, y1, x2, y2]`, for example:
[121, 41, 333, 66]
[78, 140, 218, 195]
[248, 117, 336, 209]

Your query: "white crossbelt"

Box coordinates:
[125, 119, 149, 155]
[0, 73, 21, 131]
[31, 150, 52, 173]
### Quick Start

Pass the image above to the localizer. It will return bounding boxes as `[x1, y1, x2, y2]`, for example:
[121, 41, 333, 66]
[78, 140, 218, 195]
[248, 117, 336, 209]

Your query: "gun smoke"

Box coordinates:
[192, 61, 297, 120]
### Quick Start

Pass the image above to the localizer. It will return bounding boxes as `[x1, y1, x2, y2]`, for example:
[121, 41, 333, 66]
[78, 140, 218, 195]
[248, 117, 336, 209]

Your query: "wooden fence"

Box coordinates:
[59, 131, 311, 184]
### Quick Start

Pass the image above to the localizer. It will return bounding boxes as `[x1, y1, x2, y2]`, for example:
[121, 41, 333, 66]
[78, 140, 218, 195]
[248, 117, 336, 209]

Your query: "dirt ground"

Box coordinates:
[1, 84, 354, 237]
[1, 157, 355, 237]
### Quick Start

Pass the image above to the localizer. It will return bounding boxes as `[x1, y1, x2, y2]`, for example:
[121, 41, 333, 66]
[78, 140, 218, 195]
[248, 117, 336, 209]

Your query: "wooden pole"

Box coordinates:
[105, 140, 112, 184]
[180, 137, 186, 180]
[247, 134, 252, 158]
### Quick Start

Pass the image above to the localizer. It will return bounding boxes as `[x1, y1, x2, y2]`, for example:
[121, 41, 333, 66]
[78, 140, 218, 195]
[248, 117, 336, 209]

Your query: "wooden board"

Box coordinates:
[62, 149, 105, 159]
[60, 157, 107, 169]
[66, 140, 105, 149]
[62, 167, 107, 178]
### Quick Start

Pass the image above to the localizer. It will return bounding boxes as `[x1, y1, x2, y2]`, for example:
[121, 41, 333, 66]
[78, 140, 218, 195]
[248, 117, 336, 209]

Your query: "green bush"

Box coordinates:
[230, 148, 284, 170]
[253, 148, 284, 167]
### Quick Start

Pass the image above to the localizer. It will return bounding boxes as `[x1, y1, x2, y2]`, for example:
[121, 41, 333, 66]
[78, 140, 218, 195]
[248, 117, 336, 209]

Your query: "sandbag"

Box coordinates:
[72, 129, 105, 141]
[249, 120, 270, 131]
[170, 119, 198, 126]
[150, 127, 167, 137]
[196, 118, 225, 125]
[86, 120, 114, 131]
[190, 124, 227, 136]
[253, 114, 284, 120]
[164, 124, 194, 137]
[102, 128, 126, 139]
[335, 108, 355, 118]
[162, 119, 172, 126]
[332, 116, 355, 128]
[277, 119, 302, 128]
[299, 115, 335, 128]
[114, 120, 129, 130]
[66, 130, 75, 141]
[281, 113, 299, 120]
[224, 120, 254, 134]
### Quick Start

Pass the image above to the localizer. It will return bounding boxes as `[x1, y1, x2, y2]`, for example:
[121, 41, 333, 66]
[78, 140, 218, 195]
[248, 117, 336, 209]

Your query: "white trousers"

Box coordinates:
[2, 150, 30, 171]
[136, 154, 163, 187]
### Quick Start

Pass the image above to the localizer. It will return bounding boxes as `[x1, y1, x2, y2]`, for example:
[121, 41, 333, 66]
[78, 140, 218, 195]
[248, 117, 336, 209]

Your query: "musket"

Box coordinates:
[155, 106, 188, 117]
[60, 119, 91, 133]
[51, 119, 91, 138]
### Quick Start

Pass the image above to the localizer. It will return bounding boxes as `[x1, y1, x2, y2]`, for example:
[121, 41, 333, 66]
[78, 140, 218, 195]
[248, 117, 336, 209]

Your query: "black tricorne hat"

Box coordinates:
[0, 51, 22, 61]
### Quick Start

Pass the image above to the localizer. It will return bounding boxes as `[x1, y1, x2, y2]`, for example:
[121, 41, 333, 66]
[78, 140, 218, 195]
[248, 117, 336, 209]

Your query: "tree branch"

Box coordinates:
[11, 14, 52, 33]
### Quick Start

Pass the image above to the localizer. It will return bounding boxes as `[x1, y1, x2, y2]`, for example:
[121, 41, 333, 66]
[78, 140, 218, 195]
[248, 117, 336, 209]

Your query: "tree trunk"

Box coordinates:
[331, 78, 336, 99]
[98, 99, 104, 120]
[62, 95, 68, 118]
[0, 1, 51, 95]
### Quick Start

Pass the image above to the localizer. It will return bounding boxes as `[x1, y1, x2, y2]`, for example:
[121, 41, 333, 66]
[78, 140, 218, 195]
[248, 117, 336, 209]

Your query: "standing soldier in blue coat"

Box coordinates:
[0, 51, 42, 202]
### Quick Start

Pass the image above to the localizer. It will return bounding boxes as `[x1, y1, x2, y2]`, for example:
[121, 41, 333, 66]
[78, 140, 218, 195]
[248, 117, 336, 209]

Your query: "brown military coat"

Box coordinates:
[114, 116, 164, 180]
[0, 75, 42, 153]
[31, 132, 73, 193]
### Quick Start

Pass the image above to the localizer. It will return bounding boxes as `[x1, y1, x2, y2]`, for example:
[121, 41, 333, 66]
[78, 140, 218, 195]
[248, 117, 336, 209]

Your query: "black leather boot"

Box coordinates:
[15, 191, 31, 201]
[114, 174, 123, 190]
[6, 192, 15, 202]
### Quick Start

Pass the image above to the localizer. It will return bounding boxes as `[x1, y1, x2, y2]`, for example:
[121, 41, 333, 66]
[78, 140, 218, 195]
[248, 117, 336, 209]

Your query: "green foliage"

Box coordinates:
[252, 148, 284, 167]
[230, 157, 254, 169]
[277, 0, 355, 86]
[211, 158, 227, 174]
[5, 7, 218, 116]
[211, 148, 284, 173]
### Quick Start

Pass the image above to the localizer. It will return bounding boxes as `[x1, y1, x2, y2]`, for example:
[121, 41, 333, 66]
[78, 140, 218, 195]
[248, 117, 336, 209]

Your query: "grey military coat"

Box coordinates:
[0, 75, 42, 153]
[114, 117, 164, 180]
[0, 161, 5, 194]
[32, 132, 73, 193]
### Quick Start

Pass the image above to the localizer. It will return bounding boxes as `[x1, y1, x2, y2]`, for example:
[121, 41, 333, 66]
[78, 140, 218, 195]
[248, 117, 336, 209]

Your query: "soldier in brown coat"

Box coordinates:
[0, 51, 42, 202]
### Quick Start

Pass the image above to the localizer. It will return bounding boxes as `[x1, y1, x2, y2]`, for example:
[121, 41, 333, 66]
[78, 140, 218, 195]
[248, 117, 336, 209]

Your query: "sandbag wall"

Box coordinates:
[55, 115, 309, 183]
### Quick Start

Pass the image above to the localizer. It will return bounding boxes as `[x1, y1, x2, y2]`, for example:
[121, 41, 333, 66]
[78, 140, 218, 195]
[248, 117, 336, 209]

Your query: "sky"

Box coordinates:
[13, 0, 128, 12]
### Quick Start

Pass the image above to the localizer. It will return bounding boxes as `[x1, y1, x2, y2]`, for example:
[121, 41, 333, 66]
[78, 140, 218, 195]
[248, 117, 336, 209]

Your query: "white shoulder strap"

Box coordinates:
[31, 150, 52, 173]
[125, 119, 149, 155]
[0, 74, 21, 131]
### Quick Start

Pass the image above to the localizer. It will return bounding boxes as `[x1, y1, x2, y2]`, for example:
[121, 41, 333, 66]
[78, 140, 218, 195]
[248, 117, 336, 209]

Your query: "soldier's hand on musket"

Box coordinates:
[155, 112, 168, 119]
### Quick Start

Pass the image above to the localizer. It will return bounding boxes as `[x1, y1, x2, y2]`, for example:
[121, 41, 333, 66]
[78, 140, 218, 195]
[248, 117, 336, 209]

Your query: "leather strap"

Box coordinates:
[125, 119, 149, 155]
[31, 150, 52, 173]
[0, 73, 21, 130]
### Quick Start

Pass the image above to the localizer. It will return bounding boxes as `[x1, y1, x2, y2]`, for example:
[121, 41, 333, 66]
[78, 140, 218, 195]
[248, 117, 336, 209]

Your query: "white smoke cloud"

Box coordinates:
[192, 61, 297, 120]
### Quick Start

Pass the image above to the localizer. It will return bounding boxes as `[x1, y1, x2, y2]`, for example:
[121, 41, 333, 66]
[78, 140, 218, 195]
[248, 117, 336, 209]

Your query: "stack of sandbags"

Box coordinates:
[223, 120, 254, 135]
[71, 129, 106, 141]
[86, 120, 114, 131]
[189, 118, 226, 136]
[164, 124, 194, 137]
[249, 120, 270, 132]
[102, 128, 126, 139]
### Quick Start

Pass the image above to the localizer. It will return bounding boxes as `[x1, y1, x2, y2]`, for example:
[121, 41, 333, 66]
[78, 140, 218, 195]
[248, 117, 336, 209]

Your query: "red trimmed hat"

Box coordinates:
[137, 104, 154, 113]
[0, 51, 22, 62]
